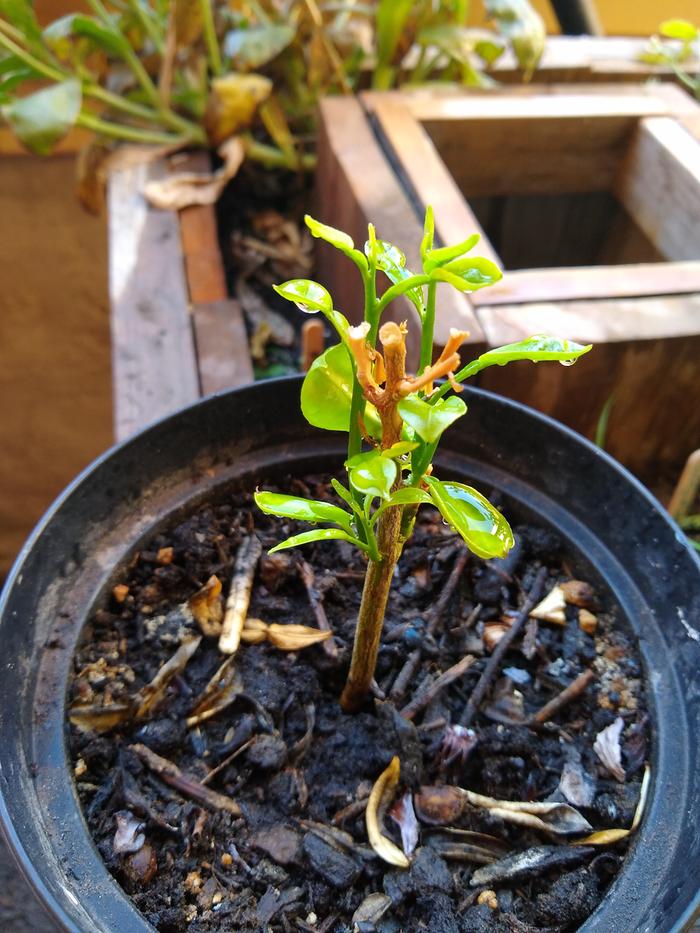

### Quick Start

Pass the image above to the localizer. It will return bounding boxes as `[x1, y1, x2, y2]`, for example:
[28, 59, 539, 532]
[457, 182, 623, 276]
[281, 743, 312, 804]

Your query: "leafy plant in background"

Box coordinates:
[0, 0, 544, 182]
[641, 18, 700, 98]
[256, 209, 591, 711]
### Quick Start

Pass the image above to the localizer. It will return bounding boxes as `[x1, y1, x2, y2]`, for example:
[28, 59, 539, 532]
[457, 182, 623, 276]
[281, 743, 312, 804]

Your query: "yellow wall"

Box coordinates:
[472, 0, 698, 37]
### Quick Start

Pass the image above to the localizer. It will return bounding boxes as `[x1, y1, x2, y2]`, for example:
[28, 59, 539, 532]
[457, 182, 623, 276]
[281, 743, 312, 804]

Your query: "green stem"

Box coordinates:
[0, 30, 66, 82]
[419, 280, 436, 373]
[347, 264, 376, 463]
[375, 274, 431, 317]
[428, 358, 482, 404]
[126, 0, 164, 53]
[199, 0, 223, 76]
[77, 110, 184, 145]
[244, 136, 316, 170]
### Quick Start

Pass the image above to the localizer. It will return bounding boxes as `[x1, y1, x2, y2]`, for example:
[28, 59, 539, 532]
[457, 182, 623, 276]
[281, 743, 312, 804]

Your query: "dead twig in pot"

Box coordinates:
[401, 654, 475, 720]
[529, 668, 595, 725]
[218, 534, 263, 655]
[130, 743, 242, 816]
[460, 567, 548, 727]
[297, 560, 339, 659]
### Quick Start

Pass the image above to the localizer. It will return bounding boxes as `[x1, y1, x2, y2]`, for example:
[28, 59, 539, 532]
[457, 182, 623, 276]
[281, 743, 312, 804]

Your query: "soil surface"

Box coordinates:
[68, 477, 648, 933]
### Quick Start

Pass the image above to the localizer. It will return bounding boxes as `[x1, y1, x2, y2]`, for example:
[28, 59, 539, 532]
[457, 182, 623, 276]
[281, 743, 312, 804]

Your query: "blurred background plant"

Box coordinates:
[640, 17, 699, 98]
[0, 0, 545, 186]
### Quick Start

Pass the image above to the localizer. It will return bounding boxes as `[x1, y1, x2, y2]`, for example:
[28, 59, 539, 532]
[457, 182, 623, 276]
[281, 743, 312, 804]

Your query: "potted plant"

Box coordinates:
[1, 211, 700, 932]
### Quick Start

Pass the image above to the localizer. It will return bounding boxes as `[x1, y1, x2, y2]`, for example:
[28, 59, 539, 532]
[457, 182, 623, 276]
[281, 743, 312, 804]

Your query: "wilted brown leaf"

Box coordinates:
[68, 702, 135, 733]
[204, 72, 272, 146]
[593, 716, 626, 782]
[189, 575, 224, 637]
[529, 585, 566, 625]
[143, 136, 245, 210]
[135, 635, 202, 719]
[187, 654, 244, 727]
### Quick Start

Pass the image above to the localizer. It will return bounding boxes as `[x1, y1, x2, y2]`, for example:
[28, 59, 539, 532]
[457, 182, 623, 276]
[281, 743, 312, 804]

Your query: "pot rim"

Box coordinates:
[1, 375, 699, 932]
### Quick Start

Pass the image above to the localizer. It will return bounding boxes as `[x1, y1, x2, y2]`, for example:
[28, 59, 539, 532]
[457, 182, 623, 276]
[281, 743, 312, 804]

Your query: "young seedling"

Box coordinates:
[255, 209, 591, 712]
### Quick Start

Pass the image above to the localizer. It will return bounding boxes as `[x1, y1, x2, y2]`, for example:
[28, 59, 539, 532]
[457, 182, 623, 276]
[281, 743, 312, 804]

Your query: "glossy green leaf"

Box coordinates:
[397, 395, 467, 444]
[1, 79, 81, 155]
[0, 55, 38, 102]
[474, 35, 506, 65]
[305, 214, 354, 252]
[659, 19, 698, 41]
[274, 279, 333, 314]
[425, 477, 514, 559]
[345, 450, 397, 500]
[301, 344, 381, 435]
[367, 238, 424, 315]
[371, 486, 432, 524]
[430, 256, 503, 292]
[269, 528, 366, 555]
[254, 491, 354, 534]
[476, 335, 592, 368]
[423, 234, 481, 272]
[382, 441, 418, 458]
[224, 24, 295, 69]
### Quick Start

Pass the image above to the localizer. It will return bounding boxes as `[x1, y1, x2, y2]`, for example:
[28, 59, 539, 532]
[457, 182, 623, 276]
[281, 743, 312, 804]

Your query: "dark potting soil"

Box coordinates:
[68, 477, 648, 933]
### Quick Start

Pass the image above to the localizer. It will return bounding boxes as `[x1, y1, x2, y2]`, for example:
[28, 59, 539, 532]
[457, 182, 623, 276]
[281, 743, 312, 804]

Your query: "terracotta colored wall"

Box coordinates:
[0, 153, 113, 575]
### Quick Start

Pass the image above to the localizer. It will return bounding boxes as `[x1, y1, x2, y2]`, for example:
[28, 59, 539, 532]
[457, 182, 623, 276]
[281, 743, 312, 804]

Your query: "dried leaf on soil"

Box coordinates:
[352, 893, 392, 926]
[143, 137, 245, 210]
[113, 810, 145, 855]
[186, 654, 244, 727]
[575, 765, 650, 846]
[240, 619, 332, 651]
[389, 792, 420, 857]
[529, 585, 566, 625]
[68, 702, 135, 733]
[470, 844, 594, 887]
[189, 575, 223, 637]
[135, 635, 201, 719]
[366, 757, 410, 868]
[130, 743, 241, 815]
[593, 716, 626, 782]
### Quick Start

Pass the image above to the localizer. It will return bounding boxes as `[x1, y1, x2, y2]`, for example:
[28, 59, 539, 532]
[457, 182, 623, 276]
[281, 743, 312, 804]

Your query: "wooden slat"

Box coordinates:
[0, 126, 91, 156]
[490, 36, 700, 84]
[615, 117, 700, 262]
[191, 300, 254, 394]
[177, 152, 228, 304]
[475, 295, 700, 476]
[108, 159, 199, 441]
[398, 87, 674, 197]
[361, 93, 500, 266]
[315, 96, 485, 363]
[474, 262, 700, 306]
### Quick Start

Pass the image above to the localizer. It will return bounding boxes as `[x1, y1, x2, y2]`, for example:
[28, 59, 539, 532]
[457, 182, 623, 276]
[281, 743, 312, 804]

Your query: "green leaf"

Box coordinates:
[430, 256, 502, 292]
[224, 24, 295, 69]
[425, 477, 514, 559]
[659, 19, 698, 41]
[305, 215, 354, 252]
[367, 239, 424, 316]
[382, 441, 418, 458]
[71, 14, 127, 56]
[2, 79, 82, 155]
[474, 36, 506, 65]
[423, 234, 481, 272]
[476, 335, 592, 368]
[274, 279, 333, 314]
[301, 344, 381, 435]
[0, 0, 43, 52]
[0, 55, 38, 102]
[269, 527, 365, 554]
[397, 395, 467, 444]
[371, 485, 432, 524]
[345, 449, 397, 500]
[417, 24, 479, 65]
[254, 491, 354, 534]
[484, 0, 545, 76]
[374, 0, 414, 88]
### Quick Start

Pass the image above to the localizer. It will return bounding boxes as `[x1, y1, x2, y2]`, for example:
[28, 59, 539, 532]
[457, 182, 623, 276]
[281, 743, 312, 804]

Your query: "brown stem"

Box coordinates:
[340, 502, 403, 712]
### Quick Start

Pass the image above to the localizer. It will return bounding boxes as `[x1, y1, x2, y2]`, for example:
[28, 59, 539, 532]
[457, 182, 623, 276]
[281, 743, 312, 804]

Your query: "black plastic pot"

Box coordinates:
[1, 377, 699, 932]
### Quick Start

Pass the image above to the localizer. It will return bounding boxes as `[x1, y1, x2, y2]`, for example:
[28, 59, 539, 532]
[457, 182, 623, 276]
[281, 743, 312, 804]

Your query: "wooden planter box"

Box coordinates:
[107, 152, 252, 441]
[316, 83, 700, 478]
